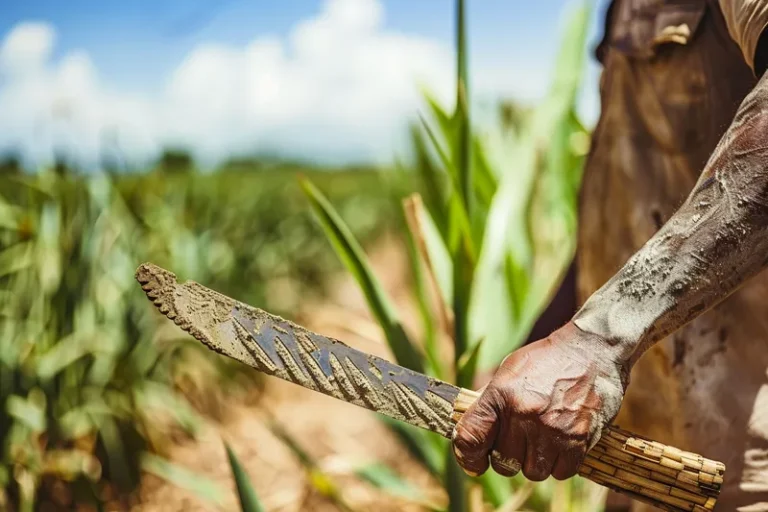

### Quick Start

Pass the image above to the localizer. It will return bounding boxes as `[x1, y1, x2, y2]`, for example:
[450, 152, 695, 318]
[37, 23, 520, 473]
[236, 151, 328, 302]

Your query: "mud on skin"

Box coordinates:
[452, 70, 768, 483]
[574, 70, 768, 368]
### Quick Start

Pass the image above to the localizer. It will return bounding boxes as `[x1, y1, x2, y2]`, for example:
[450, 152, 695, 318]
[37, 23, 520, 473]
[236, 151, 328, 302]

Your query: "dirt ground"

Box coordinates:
[138, 234, 448, 511]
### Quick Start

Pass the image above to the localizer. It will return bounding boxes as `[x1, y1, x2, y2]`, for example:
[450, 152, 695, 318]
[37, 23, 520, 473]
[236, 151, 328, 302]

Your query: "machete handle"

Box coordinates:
[453, 389, 723, 512]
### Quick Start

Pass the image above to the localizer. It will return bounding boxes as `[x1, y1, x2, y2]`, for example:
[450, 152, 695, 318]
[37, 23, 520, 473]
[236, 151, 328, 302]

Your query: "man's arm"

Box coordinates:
[574, 70, 768, 368]
[451, 42, 768, 483]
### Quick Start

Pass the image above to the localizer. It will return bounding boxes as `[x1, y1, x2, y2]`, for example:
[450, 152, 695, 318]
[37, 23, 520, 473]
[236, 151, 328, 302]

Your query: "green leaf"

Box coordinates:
[495, 480, 534, 511]
[456, 336, 484, 389]
[0, 241, 34, 278]
[550, 1, 591, 104]
[454, 0, 472, 220]
[99, 417, 134, 491]
[404, 195, 453, 316]
[0, 194, 21, 230]
[451, 241, 475, 366]
[355, 463, 425, 502]
[478, 470, 514, 508]
[6, 395, 46, 433]
[421, 87, 455, 136]
[472, 137, 498, 208]
[135, 382, 204, 435]
[418, 116, 475, 257]
[225, 442, 265, 512]
[300, 177, 424, 373]
[444, 447, 467, 512]
[267, 419, 356, 511]
[142, 453, 226, 506]
[409, 124, 450, 237]
[379, 418, 445, 476]
[35, 334, 92, 380]
[267, 419, 316, 469]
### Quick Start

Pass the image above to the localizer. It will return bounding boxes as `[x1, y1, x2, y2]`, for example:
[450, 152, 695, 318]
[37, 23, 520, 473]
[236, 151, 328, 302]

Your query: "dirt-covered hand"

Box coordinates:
[451, 321, 626, 481]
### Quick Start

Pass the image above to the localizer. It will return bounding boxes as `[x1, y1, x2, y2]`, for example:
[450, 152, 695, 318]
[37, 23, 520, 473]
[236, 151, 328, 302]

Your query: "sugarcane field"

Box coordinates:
[3, 0, 768, 510]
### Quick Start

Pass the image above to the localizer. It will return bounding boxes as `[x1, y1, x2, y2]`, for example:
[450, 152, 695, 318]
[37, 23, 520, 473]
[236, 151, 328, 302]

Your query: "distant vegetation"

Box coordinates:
[0, 159, 400, 510]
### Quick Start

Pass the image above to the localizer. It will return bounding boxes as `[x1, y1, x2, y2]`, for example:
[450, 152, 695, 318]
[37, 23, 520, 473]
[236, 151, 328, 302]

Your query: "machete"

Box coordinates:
[136, 262, 723, 512]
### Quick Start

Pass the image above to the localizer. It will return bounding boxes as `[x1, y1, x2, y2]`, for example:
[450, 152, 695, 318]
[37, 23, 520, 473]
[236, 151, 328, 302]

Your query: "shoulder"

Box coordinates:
[718, 0, 768, 73]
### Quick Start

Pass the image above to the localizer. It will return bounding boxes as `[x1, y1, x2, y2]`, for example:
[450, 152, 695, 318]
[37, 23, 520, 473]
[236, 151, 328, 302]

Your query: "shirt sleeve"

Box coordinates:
[719, 0, 768, 72]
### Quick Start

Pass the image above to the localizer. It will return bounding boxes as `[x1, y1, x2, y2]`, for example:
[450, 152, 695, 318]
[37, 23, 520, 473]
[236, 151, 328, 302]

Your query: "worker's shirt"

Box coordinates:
[579, 0, 768, 509]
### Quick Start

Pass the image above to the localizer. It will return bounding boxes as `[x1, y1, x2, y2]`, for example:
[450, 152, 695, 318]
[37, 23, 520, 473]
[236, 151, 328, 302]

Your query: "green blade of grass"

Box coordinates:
[266, 419, 357, 512]
[355, 462, 427, 503]
[418, 115, 476, 257]
[445, 446, 467, 512]
[455, 0, 472, 219]
[0, 241, 34, 278]
[472, 137, 498, 208]
[421, 87, 455, 136]
[224, 442, 265, 512]
[456, 335, 484, 389]
[0, 194, 21, 230]
[300, 177, 424, 373]
[379, 417, 446, 476]
[142, 453, 226, 507]
[409, 125, 450, 238]
[478, 469, 514, 508]
[6, 395, 46, 433]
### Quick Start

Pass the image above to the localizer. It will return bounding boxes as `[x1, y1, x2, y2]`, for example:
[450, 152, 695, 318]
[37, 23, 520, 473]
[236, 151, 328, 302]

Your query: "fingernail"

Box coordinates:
[491, 450, 522, 475]
[462, 468, 479, 477]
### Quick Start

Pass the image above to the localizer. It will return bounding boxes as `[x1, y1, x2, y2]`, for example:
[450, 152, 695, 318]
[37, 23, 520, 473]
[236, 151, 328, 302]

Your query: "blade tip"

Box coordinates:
[135, 262, 179, 310]
[136, 262, 176, 286]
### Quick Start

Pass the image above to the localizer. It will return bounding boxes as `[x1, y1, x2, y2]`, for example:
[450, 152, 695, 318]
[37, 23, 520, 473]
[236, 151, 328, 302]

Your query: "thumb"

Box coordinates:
[452, 390, 499, 476]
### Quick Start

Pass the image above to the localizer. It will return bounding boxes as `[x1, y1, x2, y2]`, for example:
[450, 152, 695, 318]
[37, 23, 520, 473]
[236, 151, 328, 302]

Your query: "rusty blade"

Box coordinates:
[135, 262, 460, 438]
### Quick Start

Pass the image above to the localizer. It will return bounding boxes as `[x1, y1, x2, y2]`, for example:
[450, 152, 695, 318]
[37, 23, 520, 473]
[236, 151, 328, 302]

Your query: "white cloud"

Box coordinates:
[0, 0, 591, 170]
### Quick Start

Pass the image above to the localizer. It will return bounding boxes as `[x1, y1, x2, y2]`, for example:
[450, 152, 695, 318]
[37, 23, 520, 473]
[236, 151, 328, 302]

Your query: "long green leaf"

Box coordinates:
[455, 0, 472, 217]
[142, 453, 226, 507]
[419, 115, 476, 257]
[379, 418, 445, 476]
[300, 177, 424, 373]
[0, 241, 34, 278]
[267, 419, 356, 512]
[0, 194, 21, 230]
[355, 463, 426, 503]
[415, 202, 454, 308]
[445, 447, 467, 512]
[6, 395, 46, 433]
[409, 124, 450, 237]
[456, 336, 484, 389]
[225, 442, 265, 512]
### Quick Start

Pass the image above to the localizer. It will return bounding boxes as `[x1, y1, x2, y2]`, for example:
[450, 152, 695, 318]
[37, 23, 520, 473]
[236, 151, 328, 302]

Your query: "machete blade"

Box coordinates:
[135, 262, 460, 438]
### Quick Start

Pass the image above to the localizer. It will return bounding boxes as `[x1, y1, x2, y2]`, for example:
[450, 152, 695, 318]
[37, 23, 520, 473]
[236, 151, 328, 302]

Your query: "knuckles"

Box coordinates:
[523, 465, 551, 482]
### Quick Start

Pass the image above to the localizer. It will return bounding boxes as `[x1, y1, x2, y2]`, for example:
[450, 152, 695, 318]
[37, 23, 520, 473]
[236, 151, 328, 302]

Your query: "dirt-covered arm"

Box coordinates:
[573, 69, 768, 370]
[450, 65, 768, 484]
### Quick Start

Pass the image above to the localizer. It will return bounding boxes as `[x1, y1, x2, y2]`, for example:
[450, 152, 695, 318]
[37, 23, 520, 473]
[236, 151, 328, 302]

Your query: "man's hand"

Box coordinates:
[451, 322, 626, 481]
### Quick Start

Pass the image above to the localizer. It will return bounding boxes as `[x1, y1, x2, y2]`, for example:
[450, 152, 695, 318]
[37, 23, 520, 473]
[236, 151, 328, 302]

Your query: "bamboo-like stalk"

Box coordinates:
[402, 193, 455, 337]
[452, 389, 724, 512]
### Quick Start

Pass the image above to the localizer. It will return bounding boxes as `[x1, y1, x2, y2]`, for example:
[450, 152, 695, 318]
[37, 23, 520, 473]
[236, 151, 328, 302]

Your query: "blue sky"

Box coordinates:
[0, 0, 609, 168]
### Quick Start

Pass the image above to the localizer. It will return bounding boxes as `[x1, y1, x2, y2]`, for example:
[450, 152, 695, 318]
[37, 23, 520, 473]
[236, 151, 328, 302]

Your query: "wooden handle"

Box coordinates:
[453, 389, 724, 511]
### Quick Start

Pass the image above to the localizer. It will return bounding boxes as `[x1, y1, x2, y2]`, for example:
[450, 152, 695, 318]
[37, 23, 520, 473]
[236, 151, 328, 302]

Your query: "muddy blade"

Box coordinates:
[135, 263, 460, 438]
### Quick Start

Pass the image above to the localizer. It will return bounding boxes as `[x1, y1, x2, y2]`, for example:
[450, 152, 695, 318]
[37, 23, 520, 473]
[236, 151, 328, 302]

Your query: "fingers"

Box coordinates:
[551, 445, 587, 481]
[452, 393, 499, 477]
[522, 427, 559, 482]
[489, 422, 526, 477]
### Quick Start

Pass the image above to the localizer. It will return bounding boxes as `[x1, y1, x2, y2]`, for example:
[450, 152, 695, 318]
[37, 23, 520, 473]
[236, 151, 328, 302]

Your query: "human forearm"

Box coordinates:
[574, 72, 768, 369]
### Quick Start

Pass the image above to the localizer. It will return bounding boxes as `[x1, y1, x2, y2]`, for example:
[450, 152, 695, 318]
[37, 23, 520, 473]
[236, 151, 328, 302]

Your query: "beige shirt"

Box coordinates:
[720, 0, 768, 71]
